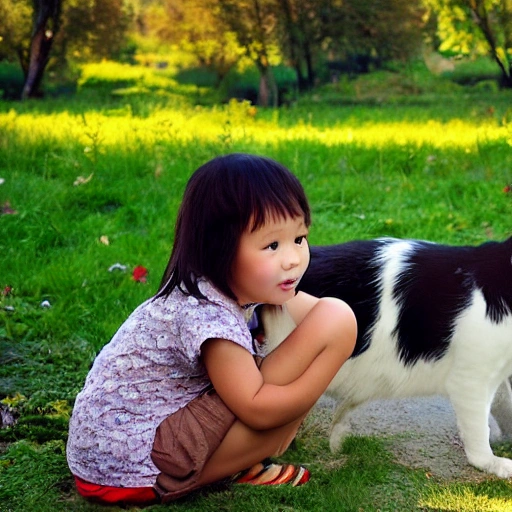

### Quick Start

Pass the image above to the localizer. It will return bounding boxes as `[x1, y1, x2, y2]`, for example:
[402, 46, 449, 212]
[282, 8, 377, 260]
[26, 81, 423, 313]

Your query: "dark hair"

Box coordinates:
[157, 153, 311, 302]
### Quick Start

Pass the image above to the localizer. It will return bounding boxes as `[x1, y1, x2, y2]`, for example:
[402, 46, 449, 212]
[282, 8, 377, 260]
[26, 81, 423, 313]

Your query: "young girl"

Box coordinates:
[67, 153, 356, 506]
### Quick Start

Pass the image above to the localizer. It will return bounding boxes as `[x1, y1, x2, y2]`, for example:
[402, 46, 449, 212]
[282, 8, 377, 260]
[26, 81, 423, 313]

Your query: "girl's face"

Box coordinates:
[230, 215, 310, 306]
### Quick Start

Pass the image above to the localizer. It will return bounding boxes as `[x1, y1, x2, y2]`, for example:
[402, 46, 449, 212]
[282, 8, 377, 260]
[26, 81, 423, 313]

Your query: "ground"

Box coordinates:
[310, 395, 502, 482]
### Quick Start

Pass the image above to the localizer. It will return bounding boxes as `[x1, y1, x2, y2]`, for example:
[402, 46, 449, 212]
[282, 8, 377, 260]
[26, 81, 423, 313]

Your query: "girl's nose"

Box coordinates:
[282, 246, 300, 269]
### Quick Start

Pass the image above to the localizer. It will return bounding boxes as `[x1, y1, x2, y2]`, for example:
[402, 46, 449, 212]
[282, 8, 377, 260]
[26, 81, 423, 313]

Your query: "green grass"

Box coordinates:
[1, 61, 512, 511]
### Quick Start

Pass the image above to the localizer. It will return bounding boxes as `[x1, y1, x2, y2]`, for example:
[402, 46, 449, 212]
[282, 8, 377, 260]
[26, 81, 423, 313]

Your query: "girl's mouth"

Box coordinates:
[279, 279, 297, 291]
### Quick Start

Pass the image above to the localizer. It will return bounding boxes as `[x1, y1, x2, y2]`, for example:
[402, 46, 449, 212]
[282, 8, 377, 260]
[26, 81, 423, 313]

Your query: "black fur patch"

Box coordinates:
[298, 240, 383, 358]
[393, 238, 512, 364]
[391, 242, 472, 364]
[299, 237, 512, 366]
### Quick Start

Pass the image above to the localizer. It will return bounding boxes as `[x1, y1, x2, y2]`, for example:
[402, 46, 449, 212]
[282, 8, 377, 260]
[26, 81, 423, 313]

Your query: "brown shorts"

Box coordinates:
[150, 390, 236, 502]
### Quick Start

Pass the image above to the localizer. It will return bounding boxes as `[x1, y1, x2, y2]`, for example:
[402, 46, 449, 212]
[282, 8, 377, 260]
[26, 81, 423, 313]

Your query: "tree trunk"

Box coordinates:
[258, 73, 270, 107]
[257, 65, 278, 107]
[295, 65, 308, 91]
[278, 0, 308, 91]
[303, 43, 315, 88]
[21, 26, 54, 99]
[21, 0, 61, 100]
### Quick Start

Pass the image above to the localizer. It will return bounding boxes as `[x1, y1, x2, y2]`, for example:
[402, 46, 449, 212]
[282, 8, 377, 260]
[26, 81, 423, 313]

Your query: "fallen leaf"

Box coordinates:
[1, 201, 17, 215]
[133, 265, 148, 283]
[73, 173, 94, 186]
[99, 235, 110, 246]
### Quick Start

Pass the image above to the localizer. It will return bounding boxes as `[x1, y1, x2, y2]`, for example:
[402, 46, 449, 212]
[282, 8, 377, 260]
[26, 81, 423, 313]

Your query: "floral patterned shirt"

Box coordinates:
[66, 280, 257, 488]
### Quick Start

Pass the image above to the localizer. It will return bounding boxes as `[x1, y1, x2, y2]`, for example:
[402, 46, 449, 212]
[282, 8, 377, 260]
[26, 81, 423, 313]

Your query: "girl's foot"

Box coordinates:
[233, 459, 310, 486]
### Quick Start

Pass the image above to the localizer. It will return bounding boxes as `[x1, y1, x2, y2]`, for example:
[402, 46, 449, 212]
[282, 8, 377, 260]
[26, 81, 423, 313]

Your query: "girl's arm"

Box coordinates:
[202, 293, 356, 430]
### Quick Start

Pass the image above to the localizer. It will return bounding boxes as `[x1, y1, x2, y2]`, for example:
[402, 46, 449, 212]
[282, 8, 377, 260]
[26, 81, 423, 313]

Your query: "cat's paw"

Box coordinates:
[470, 454, 512, 478]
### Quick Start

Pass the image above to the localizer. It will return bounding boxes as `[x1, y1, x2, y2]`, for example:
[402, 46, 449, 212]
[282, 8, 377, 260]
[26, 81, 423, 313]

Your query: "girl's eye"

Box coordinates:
[295, 235, 307, 245]
[266, 241, 279, 251]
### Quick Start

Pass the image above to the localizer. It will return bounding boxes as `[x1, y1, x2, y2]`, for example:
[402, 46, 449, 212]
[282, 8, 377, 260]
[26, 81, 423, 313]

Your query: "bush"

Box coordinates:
[0, 62, 24, 100]
[444, 56, 501, 86]
[174, 67, 218, 87]
[220, 63, 298, 105]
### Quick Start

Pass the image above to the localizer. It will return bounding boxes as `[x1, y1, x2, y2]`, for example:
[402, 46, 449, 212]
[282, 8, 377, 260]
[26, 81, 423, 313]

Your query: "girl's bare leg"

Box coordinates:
[196, 416, 305, 486]
[198, 300, 356, 486]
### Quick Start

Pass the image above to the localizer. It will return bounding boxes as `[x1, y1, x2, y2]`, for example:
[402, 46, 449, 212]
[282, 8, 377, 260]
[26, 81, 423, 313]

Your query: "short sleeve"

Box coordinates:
[178, 294, 255, 359]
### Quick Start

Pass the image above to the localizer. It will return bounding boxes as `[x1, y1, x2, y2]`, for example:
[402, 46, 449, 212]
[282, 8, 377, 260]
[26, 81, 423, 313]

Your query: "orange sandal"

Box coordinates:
[233, 459, 310, 486]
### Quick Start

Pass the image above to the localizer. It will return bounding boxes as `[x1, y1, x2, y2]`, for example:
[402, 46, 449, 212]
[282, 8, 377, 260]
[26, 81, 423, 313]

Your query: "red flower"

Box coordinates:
[504, 185, 511, 193]
[133, 265, 148, 283]
[2, 286, 12, 296]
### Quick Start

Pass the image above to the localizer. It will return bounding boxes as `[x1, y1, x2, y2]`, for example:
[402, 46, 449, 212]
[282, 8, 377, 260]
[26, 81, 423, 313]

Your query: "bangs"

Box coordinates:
[249, 195, 310, 232]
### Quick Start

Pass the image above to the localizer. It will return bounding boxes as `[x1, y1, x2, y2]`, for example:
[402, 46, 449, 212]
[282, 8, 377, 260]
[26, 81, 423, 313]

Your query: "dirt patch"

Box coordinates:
[311, 395, 500, 482]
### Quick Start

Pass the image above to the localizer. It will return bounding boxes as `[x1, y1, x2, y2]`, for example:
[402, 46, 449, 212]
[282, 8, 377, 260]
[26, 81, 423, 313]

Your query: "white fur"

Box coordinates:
[262, 240, 512, 478]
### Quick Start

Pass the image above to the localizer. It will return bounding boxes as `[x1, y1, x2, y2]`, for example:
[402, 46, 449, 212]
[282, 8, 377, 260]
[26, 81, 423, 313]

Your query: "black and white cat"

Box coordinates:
[262, 237, 512, 478]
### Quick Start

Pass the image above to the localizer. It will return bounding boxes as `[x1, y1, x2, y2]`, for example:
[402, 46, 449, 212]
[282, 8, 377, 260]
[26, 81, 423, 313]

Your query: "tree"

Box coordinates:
[427, 0, 512, 86]
[146, 0, 244, 86]
[276, 0, 324, 90]
[0, 0, 133, 99]
[215, 0, 425, 96]
[215, 0, 281, 106]
[320, 0, 426, 66]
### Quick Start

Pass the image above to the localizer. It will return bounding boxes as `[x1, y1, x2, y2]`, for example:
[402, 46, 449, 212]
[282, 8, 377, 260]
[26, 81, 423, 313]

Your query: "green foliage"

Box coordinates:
[56, 0, 132, 64]
[323, 0, 426, 62]
[0, 0, 31, 61]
